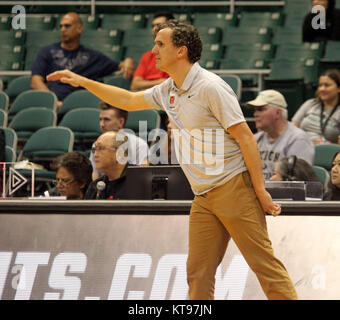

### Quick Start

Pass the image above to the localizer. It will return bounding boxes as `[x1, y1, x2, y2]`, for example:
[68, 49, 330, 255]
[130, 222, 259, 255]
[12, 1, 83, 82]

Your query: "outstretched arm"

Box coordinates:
[46, 69, 153, 111]
[227, 121, 281, 216]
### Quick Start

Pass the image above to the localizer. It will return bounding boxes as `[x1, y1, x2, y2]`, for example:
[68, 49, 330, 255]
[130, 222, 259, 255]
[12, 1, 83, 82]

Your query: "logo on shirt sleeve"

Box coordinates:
[170, 96, 175, 104]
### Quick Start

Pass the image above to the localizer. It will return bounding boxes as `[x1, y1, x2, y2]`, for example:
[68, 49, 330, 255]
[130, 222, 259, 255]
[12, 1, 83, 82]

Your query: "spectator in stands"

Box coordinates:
[302, 0, 340, 42]
[292, 69, 340, 144]
[85, 131, 129, 199]
[89, 101, 148, 180]
[324, 151, 340, 199]
[246, 89, 315, 180]
[31, 12, 135, 108]
[269, 156, 321, 182]
[52, 151, 92, 199]
[130, 12, 174, 91]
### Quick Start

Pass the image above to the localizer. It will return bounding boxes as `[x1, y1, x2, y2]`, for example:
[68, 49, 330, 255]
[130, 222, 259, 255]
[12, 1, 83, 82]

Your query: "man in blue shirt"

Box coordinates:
[31, 12, 135, 108]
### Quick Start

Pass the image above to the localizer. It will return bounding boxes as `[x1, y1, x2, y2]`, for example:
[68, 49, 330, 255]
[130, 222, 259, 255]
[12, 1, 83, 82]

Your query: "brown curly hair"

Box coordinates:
[155, 20, 202, 64]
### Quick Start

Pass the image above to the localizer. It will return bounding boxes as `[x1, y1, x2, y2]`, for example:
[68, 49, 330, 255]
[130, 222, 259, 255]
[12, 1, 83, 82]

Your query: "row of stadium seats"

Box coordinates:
[0, 89, 162, 148]
[1, 26, 340, 71]
[0, 10, 309, 31]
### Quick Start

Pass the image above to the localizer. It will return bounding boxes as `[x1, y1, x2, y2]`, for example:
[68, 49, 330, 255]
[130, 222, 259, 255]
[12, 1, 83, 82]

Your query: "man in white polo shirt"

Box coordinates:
[246, 90, 315, 180]
[46, 20, 297, 300]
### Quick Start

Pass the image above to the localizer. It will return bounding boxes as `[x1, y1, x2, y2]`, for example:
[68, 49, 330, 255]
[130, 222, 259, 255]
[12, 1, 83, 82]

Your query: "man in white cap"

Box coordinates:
[246, 89, 315, 180]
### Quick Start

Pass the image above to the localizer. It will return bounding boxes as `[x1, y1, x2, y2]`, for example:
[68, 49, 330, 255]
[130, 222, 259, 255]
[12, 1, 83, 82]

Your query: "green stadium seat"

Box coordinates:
[124, 45, 152, 64]
[219, 74, 242, 100]
[59, 108, 101, 143]
[57, 90, 101, 121]
[222, 27, 272, 46]
[283, 11, 307, 29]
[9, 90, 57, 123]
[265, 58, 319, 119]
[0, 91, 9, 111]
[25, 16, 56, 30]
[4, 75, 31, 102]
[17, 126, 74, 184]
[199, 59, 220, 70]
[125, 109, 161, 142]
[100, 14, 146, 30]
[196, 27, 223, 44]
[219, 58, 269, 86]
[5, 145, 16, 163]
[193, 12, 237, 29]
[201, 43, 224, 60]
[3, 127, 18, 151]
[314, 144, 340, 171]
[0, 45, 25, 62]
[0, 109, 7, 127]
[0, 30, 25, 46]
[275, 42, 324, 61]
[103, 74, 131, 90]
[9, 107, 56, 142]
[225, 43, 275, 61]
[313, 165, 330, 191]
[319, 41, 340, 74]
[81, 29, 123, 46]
[121, 29, 154, 48]
[272, 27, 303, 45]
[0, 16, 11, 30]
[238, 11, 284, 29]
[25, 30, 60, 47]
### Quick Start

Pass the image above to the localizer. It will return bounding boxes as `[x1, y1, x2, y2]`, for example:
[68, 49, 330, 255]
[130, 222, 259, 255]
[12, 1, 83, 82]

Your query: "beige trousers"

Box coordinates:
[186, 171, 298, 300]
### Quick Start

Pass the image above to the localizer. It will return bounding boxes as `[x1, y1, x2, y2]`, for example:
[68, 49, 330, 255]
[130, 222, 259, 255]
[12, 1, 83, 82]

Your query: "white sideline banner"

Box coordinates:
[0, 213, 337, 300]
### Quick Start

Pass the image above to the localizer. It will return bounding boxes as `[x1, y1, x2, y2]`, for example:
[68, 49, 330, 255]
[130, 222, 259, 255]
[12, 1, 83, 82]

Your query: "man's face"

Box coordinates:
[99, 109, 125, 133]
[151, 16, 167, 38]
[152, 27, 181, 72]
[253, 105, 279, 131]
[60, 14, 83, 44]
[93, 134, 117, 173]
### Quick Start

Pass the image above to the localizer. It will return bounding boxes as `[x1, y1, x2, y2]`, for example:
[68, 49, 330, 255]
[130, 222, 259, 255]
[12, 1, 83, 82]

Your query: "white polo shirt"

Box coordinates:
[144, 62, 247, 195]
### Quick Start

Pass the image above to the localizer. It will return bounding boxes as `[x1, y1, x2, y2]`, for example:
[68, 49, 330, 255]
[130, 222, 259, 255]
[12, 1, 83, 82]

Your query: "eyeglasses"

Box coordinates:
[54, 178, 76, 186]
[91, 145, 117, 153]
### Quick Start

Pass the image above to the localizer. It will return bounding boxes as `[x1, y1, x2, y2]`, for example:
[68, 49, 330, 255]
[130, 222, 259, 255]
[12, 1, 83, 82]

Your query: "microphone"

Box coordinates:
[96, 181, 106, 199]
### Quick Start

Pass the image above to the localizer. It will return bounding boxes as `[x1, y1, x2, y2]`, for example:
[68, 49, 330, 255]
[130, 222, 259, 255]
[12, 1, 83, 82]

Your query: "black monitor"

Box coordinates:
[121, 165, 194, 200]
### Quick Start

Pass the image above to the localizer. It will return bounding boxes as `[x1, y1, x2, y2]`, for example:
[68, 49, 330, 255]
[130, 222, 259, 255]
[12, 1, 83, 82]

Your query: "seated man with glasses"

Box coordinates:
[84, 130, 130, 199]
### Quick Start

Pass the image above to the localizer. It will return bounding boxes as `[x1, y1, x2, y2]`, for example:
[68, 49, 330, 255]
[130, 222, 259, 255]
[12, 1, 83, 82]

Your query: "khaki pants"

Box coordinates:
[187, 171, 298, 300]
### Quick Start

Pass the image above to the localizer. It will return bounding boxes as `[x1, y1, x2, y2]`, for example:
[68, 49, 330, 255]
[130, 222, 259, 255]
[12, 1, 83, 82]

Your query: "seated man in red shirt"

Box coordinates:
[130, 12, 174, 91]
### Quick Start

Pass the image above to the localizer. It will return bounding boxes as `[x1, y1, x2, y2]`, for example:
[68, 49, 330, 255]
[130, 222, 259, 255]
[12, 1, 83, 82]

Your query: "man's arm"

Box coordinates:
[227, 121, 281, 216]
[31, 75, 49, 91]
[47, 69, 153, 111]
[130, 76, 167, 91]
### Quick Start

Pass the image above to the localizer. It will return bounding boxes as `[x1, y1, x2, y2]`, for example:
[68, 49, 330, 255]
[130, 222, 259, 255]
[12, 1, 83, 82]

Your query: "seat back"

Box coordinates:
[58, 90, 101, 120]
[59, 108, 101, 142]
[5, 75, 31, 102]
[22, 126, 74, 161]
[101, 14, 146, 30]
[219, 74, 242, 100]
[2, 127, 17, 151]
[125, 110, 161, 141]
[9, 107, 56, 141]
[313, 165, 330, 191]
[103, 75, 131, 90]
[5, 145, 16, 162]
[0, 109, 7, 127]
[9, 90, 57, 122]
[314, 144, 340, 171]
